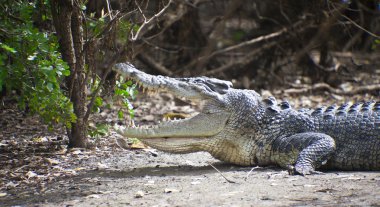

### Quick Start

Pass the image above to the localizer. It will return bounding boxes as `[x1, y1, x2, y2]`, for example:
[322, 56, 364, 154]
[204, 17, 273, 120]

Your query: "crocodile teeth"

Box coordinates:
[128, 120, 136, 127]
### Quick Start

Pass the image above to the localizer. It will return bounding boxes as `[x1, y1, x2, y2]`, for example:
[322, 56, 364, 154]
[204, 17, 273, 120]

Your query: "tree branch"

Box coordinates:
[83, 48, 129, 123]
[131, 0, 173, 41]
[201, 41, 278, 76]
[136, 53, 173, 75]
[185, 19, 310, 73]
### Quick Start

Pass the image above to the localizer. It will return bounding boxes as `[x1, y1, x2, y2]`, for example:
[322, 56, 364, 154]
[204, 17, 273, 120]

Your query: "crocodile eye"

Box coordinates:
[202, 81, 230, 94]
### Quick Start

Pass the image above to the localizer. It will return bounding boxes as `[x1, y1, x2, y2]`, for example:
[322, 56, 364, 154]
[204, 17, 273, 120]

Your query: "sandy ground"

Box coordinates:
[1, 92, 380, 207]
[2, 149, 379, 207]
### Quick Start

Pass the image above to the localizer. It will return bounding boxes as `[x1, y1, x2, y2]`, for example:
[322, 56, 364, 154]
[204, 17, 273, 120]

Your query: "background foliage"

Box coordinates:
[1, 0, 379, 138]
[0, 1, 75, 128]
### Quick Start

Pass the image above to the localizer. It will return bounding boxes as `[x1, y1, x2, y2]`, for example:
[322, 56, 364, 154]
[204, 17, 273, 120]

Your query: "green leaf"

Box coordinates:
[61, 69, 70, 76]
[47, 82, 54, 92]
[0, 43, 17, 54]
[126, 80, 133, 86]
[118, 110, 124, 119]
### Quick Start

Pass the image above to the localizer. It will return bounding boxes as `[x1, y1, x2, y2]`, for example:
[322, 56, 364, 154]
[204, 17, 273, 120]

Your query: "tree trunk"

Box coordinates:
[51, 0, 88, 148]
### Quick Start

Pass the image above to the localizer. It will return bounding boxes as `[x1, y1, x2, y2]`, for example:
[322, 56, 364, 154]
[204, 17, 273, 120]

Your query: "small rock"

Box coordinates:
[164, 188, 179, 193]
[135, 191, 144, 198]
[145, 180, 155, 186]
[142, 115, 155, 121]
[115, 138, 129, 150]
[86, 194, 100, 199]
[191, 181, 201, 185]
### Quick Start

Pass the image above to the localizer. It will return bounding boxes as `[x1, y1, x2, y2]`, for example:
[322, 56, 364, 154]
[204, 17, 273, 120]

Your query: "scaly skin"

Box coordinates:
[114, 63, 380, 175]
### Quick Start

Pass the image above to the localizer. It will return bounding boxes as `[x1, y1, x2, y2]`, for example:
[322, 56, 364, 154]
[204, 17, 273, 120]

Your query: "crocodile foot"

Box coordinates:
[287, 165, 324, 176]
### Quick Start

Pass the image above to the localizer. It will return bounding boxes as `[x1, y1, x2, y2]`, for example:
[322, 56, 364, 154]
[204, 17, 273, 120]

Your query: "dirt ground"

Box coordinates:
[1, 91, 380, 207]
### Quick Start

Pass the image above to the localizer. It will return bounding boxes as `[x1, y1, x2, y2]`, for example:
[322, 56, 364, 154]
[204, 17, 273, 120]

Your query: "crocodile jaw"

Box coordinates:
[114, 62, 233, 153]
[117, 112, 230, 153]
[118, 113, 229, 138]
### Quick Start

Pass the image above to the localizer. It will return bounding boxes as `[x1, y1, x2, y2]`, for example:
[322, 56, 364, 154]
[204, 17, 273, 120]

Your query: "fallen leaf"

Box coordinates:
[97, 163, 109, 169]
[130, 141, 146, 149]
[70, 149, 82, 155]
[5, 182, 19, 188]
[31, 137, 48, 142]
[0, 192, 7, 197]
[191, 181, 201, 185]
[0, 142, 9, 147]
[86, 194, 100, 199]
[45, 158, 60, 165]
[74, 167, 86, 171]
[26, 171, 38, 179]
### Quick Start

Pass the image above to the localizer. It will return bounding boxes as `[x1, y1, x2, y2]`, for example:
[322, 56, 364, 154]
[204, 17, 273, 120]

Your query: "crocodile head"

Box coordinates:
[114, 63, 261, 165]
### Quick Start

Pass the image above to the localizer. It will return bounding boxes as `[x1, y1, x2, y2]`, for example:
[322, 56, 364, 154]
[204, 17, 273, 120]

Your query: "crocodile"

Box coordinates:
[114, 63, 380, 175]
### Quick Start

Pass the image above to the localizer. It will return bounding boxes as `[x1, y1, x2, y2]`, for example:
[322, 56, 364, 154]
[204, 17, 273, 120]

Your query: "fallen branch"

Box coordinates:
[210, 20, 305, 58]
[190, 19, 310, 72]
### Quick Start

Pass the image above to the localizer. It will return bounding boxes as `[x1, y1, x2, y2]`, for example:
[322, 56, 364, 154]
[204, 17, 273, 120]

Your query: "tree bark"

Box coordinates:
[51, 0, 88, 148]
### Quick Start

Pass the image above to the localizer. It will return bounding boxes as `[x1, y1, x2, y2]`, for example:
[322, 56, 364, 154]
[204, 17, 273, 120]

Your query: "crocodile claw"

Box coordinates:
[287, 165, 324, 176]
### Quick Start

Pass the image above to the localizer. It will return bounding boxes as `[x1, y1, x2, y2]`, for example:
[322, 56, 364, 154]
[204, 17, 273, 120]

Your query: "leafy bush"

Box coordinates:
[0, 1, 75, 128]
[115, 77, 138, 120]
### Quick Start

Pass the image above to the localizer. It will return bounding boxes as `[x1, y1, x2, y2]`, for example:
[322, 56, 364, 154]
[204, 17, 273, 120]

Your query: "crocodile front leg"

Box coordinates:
[271, 132, 336, 175]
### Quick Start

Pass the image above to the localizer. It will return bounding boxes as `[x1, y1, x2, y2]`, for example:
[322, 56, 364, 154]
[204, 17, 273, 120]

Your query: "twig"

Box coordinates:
[15, 165, 29, 172]
[85, 9, 136, 45]
[83, 48, 129, 122]
[131, 0, 173, 41]
[208, 163, 237, 184]
[183, 0, 245, 72]
[294, 4, 345, 65]
[245, 166, 262, 181]
[105, 0, 113, 20]
[340, 14, 380, 39]
[83, 9, 136, 123]
[136, 53, 173, 75]
[202, 41, 278, 76]
[195, 20, 307, 69]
